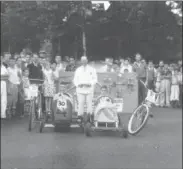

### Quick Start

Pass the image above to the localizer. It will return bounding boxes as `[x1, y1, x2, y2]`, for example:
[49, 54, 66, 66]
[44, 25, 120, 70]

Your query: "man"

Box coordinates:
[65, 57, 77, 72]
[27, 53, 43, 80]
[133, 53, 147, 105]
[3, 52, 11, 68]
[146, 61, 156, 90]
[73, 56, 97, 122]
[1, 55, 9, 119]
[159, 64, 171, 107]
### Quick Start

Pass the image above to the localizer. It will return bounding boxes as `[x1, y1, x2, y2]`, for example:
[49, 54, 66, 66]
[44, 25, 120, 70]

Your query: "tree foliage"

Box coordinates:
[1, 1, 182, 61]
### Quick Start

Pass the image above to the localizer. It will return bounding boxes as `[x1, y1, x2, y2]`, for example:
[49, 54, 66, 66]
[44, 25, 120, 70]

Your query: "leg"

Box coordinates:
[77, 93, 85, 116]
[165, 80, 171, 107]
[12, 84, 18, 116]
[160, 80, 165, 107]
[86, 93, 94, 115]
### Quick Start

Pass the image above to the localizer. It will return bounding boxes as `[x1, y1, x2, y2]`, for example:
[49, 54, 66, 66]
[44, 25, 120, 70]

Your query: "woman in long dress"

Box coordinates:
[1, 58, 9, 119]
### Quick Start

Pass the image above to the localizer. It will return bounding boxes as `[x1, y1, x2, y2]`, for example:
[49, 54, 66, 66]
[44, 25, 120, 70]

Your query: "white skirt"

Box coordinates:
[170, 85, 179, 101]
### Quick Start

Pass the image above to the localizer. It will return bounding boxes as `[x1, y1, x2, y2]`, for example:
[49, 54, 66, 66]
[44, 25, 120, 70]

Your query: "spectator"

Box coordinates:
[1, 56, 8, 119]
[42, 61, 56, 113]
[147, 61, 156, 90]
[14, 53, 20, 60]
[7, 58, 20, 117]
[3, 52, 11, 68]
[178, 60, 182, 71]
[65, 57, 77, 72]
[55, 55, 64, 73]
[27, 53, 43, 81]
[133, 53, 147, 105]
[170, 67, 180, 108]
[178, 67, 182, 107]
[120, 58, 132, 74]
[100, 58, 114, 72]
[25, 54, 32, 67]
[159, 64, 171, 107]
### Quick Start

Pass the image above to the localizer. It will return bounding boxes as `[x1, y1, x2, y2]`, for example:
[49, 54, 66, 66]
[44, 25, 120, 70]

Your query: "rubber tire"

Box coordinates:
[28, 100, 35, 132]
[84, 122, 92, 137]
[128, 104, 149, 135]
[119, 128, 128, 138]
[39, 121, 44, 133]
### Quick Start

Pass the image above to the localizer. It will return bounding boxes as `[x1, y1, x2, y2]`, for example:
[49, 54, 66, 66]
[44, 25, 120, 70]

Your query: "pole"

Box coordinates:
[82, 0, 87, 56]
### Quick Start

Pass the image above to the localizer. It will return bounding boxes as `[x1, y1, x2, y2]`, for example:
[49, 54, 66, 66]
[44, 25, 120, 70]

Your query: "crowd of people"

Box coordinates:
[1, 51, 182, 119]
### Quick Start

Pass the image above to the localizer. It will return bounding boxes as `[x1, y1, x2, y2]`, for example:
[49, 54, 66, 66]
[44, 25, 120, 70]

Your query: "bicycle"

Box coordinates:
[128, 80, 162, 135]
[26, 79, 44, 132]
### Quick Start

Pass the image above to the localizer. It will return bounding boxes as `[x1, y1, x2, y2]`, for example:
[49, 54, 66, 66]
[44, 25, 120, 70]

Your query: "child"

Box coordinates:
[43, 61, 56, 114]
[170, 67, 179, 108]
[95, 85, 113, 106]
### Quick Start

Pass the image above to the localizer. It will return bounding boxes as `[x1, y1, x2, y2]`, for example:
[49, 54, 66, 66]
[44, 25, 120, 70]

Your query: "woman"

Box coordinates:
[42, 61, 56, 113]
[1, 56, 9, 119]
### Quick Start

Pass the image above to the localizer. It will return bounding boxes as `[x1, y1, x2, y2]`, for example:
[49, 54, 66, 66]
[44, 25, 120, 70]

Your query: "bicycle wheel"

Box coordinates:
[128, 104, 149, 135]
[37, 93, 43, 120]
[28, 100, 36, 131]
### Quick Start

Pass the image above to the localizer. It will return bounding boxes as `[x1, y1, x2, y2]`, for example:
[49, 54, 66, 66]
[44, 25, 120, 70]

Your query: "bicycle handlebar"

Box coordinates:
[139, 80, 162, 95]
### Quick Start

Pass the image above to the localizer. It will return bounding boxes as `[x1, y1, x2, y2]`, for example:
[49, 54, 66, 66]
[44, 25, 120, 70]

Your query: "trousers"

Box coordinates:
[1, 81, 7, 118]
[77, 93, 93, 116]
[170, 85, 180, 101]
[160, 79, 171, 106]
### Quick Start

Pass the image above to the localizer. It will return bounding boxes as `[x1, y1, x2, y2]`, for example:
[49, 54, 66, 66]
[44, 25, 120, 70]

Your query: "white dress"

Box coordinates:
[1, 65, 8, 118]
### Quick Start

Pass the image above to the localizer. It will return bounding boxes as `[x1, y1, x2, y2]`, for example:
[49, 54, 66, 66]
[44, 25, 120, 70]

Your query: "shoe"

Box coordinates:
[149, 114, 153, 118]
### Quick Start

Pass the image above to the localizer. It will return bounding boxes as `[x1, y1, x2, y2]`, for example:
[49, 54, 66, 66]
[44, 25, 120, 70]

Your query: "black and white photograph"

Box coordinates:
[1, 1, 182, 169]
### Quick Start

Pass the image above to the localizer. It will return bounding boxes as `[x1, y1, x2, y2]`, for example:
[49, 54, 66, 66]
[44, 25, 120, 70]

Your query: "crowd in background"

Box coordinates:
[1, 51, 182, 119]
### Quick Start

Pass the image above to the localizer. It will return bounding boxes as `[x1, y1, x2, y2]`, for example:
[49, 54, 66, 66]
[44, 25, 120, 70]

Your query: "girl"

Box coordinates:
[7, 58, 20, 117]
[170, 67, 179, 108]
[43, 61, 56, 114]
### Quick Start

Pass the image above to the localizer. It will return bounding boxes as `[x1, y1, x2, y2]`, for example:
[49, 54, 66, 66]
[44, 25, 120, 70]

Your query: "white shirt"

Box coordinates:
[7, 67, 20, 85]
[1, 64, 8, 76]
[74, 65, 97, 94]
[120, 64, 132, 73]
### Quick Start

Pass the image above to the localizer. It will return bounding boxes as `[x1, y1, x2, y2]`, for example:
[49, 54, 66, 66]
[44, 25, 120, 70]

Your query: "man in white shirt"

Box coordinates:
[1, 56, 9, 119]
[73, 56, 97, 121]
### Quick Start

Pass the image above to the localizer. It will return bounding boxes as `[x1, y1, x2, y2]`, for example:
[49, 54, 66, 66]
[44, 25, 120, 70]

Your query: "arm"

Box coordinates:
[73, 69, 79, 87]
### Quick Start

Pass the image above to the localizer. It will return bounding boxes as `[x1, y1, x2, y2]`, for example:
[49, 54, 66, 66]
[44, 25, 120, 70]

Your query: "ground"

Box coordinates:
[1, 107, 182, 169]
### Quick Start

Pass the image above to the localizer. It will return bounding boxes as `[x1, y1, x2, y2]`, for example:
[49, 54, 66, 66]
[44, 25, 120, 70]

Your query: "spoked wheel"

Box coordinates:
[128, 104, 149, 135]
[84, 122, 92, 137]
[28, 100, 36, 132]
